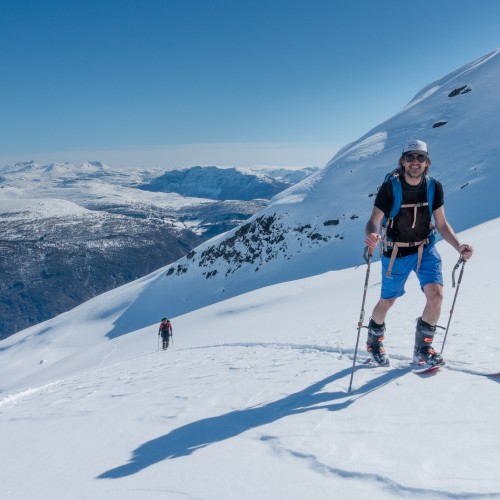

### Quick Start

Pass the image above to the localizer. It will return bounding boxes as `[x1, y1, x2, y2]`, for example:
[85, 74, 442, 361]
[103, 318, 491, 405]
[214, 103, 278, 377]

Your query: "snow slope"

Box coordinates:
[0, 221, 498, 499]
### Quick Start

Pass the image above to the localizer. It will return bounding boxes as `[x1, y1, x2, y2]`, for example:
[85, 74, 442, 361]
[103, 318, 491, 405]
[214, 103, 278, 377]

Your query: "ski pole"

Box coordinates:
[158, 334, 160, 351]
[348, 246, 374, 393]
[440, 256, 466, 354]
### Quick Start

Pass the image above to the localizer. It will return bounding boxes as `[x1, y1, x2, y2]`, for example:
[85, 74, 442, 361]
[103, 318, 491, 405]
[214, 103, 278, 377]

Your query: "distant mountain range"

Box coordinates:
[139, 165, 300, 200]
[0, 163, 318, 339]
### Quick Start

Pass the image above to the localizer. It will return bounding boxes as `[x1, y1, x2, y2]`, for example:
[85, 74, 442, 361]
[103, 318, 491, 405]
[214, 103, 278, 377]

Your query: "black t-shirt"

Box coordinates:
[374, 174, 444, 256]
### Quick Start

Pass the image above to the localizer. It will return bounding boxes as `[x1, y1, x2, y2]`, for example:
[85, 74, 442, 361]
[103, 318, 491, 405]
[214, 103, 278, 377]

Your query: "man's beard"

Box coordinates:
[404, 165, 426, 180]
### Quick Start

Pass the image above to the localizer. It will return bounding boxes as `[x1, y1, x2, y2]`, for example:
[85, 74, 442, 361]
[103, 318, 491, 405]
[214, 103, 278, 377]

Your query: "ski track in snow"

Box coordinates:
[100, 338, 120, 365]
[263, 435, 497, 499]
[184, 341, 499, 378]
[1, 340, 497, 410]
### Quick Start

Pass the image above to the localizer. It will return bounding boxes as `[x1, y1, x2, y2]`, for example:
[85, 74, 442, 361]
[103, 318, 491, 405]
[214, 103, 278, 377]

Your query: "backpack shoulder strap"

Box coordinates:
[426, 175, 435, 215]
[387, 170, 402, 220]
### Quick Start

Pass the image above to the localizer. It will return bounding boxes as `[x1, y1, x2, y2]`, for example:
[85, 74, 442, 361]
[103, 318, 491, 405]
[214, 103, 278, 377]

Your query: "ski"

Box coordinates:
[412, 364, 441, 375]
[361, 357, 442, 374]
[361, 358, 391, 368]
[359, 357, 498, 377]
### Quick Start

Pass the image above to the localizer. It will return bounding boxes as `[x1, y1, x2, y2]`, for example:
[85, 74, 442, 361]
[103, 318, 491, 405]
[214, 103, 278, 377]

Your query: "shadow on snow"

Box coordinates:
[98, 365, 404, 479]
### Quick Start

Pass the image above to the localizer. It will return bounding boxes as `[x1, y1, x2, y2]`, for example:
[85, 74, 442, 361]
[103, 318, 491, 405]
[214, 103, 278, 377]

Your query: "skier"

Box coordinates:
[158, 318, 173, 350]
[364, 139, 473, 366]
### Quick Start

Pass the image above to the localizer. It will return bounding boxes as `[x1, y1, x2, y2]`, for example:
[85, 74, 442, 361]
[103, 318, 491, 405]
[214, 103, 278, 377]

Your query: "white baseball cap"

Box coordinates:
[403, 140, 428, 154]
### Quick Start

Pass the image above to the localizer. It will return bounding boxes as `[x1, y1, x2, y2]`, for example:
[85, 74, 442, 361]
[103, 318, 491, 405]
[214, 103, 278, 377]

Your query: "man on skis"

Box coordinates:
[364, 139, 473, 367]
[158, 318, 173, 350]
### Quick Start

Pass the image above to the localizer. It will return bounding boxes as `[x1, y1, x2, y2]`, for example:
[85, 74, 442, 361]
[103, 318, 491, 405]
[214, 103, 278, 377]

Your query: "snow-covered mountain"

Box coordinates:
[139, 165, 292, 200]
[106, 47, 500, 339]
[1, 49, 500, 499]
[0, 163, 316, 339]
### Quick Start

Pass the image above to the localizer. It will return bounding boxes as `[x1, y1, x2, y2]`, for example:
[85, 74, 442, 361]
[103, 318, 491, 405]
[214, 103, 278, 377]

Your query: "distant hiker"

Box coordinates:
[158, 318, 173, 350]
[364, 139, 473, 366]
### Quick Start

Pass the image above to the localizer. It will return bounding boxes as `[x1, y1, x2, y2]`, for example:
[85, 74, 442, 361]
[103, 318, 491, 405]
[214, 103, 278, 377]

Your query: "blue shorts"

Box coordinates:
[381, 245, 443, 300]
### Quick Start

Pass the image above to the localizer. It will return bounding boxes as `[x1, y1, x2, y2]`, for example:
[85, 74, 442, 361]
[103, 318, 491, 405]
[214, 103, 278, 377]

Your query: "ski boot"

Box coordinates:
[366, 319, 390, 366]
[413, 317, 444, 366]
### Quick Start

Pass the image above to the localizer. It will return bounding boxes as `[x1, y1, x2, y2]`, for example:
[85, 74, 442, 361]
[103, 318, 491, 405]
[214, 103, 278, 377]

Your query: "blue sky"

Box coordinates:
[1, 0, 500, 168]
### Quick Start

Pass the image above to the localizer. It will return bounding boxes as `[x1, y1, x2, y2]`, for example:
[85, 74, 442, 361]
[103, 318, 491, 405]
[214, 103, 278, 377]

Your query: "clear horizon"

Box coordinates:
[2, 0, 500, 169]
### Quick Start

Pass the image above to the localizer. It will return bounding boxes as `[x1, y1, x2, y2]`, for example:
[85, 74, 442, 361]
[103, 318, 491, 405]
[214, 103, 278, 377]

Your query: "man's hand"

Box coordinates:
[365, 232, 381, 249]
[458, 244, 474, 261]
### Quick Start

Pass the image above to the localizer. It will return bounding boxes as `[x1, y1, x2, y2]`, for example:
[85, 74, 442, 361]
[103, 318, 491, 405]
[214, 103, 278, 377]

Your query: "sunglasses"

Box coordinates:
[403, 153, 427, 163]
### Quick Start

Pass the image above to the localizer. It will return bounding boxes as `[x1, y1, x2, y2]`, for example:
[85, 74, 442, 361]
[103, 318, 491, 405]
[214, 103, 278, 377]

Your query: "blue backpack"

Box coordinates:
[383, 168, 435, 228]
[381, 169, 436, 276]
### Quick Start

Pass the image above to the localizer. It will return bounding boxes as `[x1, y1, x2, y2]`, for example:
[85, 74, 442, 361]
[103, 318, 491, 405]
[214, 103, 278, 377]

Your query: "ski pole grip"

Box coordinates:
[363, 246, 374, 263]
[452, 255, 466, 288]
